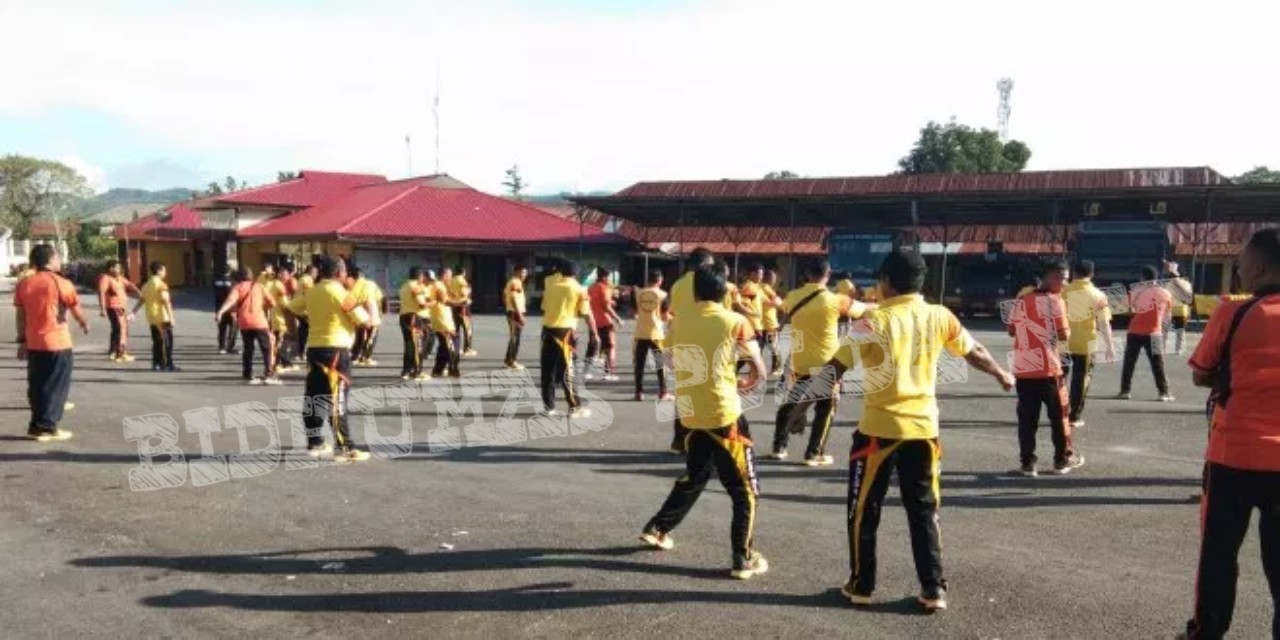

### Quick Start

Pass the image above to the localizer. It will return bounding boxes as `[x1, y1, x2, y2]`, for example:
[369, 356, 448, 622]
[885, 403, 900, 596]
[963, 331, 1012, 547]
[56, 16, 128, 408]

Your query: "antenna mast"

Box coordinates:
[996, 77, 1014, 141]
[433, 63, 441, 174]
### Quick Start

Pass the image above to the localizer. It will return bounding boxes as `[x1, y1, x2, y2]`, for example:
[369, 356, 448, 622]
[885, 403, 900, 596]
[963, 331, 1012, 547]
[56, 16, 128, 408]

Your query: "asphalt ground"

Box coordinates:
[0, 287, 1273, 639]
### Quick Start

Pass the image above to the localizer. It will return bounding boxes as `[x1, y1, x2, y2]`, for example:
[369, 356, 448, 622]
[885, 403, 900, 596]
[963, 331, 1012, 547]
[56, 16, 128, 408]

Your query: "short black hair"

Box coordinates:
[805, 258, 830, 280]
[1140, 265, 1158, 281]
[596, 266, 610, 279]
[104, 259, 119, 270]
[688, 247, 714, 270]
[1072, 260, 1095, 278]
[693, 265, 727, 302]
[149, 261, 165, 275]
[839, 271, 853, 281]
[513, 264, 528, 273]
[647, 269, 663, 285]
[1043, 259, 1070, 276]
[561, 260, 579, 277]
[303, 264, 318, 275]
[748, 262, 763, 272]
[352, 267, 365, 278]
[316, 255, 341, 279]
[29, 244, 56, 269]
[235, 266, 253, 282]
[409, 266, 423, 279]
[279, 261, 296, 274]
[878, 249, 926, 294]
[1247, 227, 1280, 269]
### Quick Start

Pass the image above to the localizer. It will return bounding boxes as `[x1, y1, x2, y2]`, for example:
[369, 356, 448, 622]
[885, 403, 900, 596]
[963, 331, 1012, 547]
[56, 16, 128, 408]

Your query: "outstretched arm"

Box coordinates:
[964, 342, 1014, 391]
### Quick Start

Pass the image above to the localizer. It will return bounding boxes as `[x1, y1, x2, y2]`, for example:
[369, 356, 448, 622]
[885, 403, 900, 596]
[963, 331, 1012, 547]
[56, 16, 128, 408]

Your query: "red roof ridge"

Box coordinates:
[333, 183, 424, 235]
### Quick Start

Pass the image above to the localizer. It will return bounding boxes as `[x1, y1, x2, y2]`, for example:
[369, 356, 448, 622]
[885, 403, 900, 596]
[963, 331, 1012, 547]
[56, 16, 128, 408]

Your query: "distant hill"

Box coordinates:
[75, 188, 194, 218]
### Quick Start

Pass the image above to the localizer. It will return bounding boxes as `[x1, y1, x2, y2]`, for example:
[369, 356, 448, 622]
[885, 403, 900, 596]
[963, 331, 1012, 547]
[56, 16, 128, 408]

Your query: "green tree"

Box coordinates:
[897, 120, 1032, 174]
[204, 181, 224, 196]
[1233, 166, 1280, 184]
[71, 222, 117, 260]
[0, 155, 92, 238]
[763, 170, 801, 180]
[277, 170, 300, 182]
[502, 164, 527, 199]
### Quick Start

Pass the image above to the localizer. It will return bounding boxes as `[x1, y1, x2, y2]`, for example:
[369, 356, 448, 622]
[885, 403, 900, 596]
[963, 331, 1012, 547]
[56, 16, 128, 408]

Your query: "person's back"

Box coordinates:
[140, 275, 171, 326]
[1063, 277, 1109, 356]
[1009, 290, 1067, 379]
[301, 279, 358, 349]
[635, 286, 667, 340]
[232, 281, 270, 330]
[1129, 281, 1172, 336]
[16, 270, 75, 351]
[588, 280, 613, 328]
[543, 274, 587, 330]
[785, 282, 843, 377]
[669, 299, 751, 429]
[213, 272, 234, 307]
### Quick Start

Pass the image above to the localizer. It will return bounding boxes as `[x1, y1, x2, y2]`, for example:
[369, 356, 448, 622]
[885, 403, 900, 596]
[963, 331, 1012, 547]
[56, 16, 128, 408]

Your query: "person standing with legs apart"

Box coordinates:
[587, 267, 623, 381]
[349, 268, 383, 366]
[1118, 265, 1175, 401]
[97, 259, 139, 363]
[760, 269, 784, 378]
[540, 260, 596, 418]
[264, 264, 296, 373]
[1008, 260, 1084, 476]
[213, 266, 238, 355]
[800, 250, 1013, 612]
[429, 269, 461, 378]
[132, 261, 178, 372]
[287, 255, 376, 463]
[770, 258, 869, 466]
[1062, 260, 1113, 429]
[638, 265, 769, 580]
[449, 267, 477, 357]
[15, 245, 89, 442]
[397, 267, 430, 380]
[1166, 260, 1194, 355]
[633, 269, 670, 402]
[504, 265, 528, 369]
[666, 247, 717, 453]
[1182, 228, 1280, 640]
[215, 266, 279, 385]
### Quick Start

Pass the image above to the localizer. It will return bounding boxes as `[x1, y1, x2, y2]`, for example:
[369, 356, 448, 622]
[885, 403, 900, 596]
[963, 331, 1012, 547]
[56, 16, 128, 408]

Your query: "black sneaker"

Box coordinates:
[840, 579, 873, 606]
[1053, 454, 1085, 475]
[917, 585, 947, 613]
[1019, 462, 1038, 477]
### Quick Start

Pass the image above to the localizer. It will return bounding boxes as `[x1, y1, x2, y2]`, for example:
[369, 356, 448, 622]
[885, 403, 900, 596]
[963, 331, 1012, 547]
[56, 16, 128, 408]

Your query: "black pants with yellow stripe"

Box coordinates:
[847, 430, 944, 595]
[400, 314, 422, 377]
[540, 327, 579, 411]
[633, 339, 666, 396]
[303, 347, 353, 451]
[432, 329, 460, 377]
[773, 374, 837, 460]
[647, 419, 760, 565]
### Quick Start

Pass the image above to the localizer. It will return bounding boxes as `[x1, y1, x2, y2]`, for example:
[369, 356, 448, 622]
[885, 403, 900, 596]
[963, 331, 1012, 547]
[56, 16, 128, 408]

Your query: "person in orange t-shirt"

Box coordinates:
[1118, 265, 1174, 401]
[97, 259, 141, 362]
[1007, 260, 1080, 476]
[586, 268, 623, 380]
[215, 266, 279, 385]
[14, 244, 89, 441]
[1182, 228, 1280, 640]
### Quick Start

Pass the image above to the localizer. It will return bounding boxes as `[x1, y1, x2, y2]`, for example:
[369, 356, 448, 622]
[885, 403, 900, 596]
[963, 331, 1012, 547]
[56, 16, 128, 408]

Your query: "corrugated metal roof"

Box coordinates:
[615, 167, 1229, 200]
[211, 170, 387, 208]
[239, 180, 627, 245]
[114, 204, 215, 240]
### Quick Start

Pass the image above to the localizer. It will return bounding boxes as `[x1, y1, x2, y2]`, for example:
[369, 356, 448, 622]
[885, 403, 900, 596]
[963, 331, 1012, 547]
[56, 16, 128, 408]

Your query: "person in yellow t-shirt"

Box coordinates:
[287, 255, 375, 463]
[799, 250, 1012, 612]
[264, 264, 297, 372]
[667, 247, 716, 453]
[737, 262, 766, 338]
[397, 267, 431, 380]
[769, 258, 871, 465]
[834, 271, 857, 338]
[349, 267, 384, 366]
[448, 267, 477, 357]
[719, 262, 741, 313]
[131, 261, 178, 372]
[429, 268, 460, 378]
[1062, 260, 1113, 428]
[632, 269, 670, 401]
[1164, 260, 1193, 354]
[293, 264, 317, 357]
[760, 269, 784, 377]
[638, 264, 769, 580]
[539, 259, 596, 416]
[503, 265, 529, 369]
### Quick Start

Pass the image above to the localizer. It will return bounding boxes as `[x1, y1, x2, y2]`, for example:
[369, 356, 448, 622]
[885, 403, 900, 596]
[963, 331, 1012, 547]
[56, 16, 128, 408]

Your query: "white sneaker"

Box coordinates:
[263, 377, 283, 386]
[248, 377, 264, 386]
[1158, 394, 1176, 403]
[569, 407, 593, 419]
[1069, 420, 1085, 429]
[584, 373, 596, 381]
[540, 408, 562, 417]
[603, 374, 620, 382]
[307, 444, 334, 458]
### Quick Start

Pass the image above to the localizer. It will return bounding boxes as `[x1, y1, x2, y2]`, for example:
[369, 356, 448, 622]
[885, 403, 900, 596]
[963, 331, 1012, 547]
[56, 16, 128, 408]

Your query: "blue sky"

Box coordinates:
[2, 0, 1277, 195]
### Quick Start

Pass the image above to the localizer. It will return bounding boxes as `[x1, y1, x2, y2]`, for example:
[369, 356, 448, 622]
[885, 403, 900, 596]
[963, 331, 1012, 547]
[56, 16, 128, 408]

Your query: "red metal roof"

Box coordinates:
[239, 180, 626, 245]
[615, 167, 1229, 200]
[1169, 222, 1269, 257]
[210, 170, 387, 208]
[114, 203, 213, 240]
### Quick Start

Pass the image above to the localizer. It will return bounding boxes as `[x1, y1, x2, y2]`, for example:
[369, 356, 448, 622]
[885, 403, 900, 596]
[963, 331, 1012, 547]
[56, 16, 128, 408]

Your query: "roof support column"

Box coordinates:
[1191, 194, 1213, 298]
[678, 205, 686, 272]
[788, 201, 797, 289]
[938, 223, 950, 304]
[910, 200, 920, 250]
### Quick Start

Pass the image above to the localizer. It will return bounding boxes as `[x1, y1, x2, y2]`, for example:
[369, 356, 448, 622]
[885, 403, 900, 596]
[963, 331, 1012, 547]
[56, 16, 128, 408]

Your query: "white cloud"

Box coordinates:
[3, 0, 1279, 193]
[61, 155, 107, 193]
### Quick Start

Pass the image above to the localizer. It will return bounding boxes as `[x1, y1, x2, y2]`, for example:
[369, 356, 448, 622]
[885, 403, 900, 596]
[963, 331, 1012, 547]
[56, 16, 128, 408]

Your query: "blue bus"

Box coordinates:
[827, 232, 897, 290]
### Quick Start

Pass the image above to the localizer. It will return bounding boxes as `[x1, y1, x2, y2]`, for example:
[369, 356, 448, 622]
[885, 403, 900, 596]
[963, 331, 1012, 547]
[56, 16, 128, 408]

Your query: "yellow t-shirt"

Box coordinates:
[140, 276, 171, 326]
[289, 279, 358, 349]
[784, 283, 854, 376]
[634, 286, 668, 342]
[835, 294, 976, 440]
[426, 281, 455, 332]
[541, 273, 589, 330]
[504, 277, 526, 314]
[836, 279, 855, 297]
[448, 275, 470, 303]
[862, 284, 881, 303]
[399, 280, 429, 318]
[264, 278, 289, 332]
[294, 274, 314, 317]
[1168, 277, 1192, 319]
[1063, 278, 1112, 356]
[670, 301, 757, 429]
[352, 278, 383, 313]
[723, 281, 739, 312]
[737, 281, 764, 331]
[669, 272, 697, 326]
[761, 283, 781, 331]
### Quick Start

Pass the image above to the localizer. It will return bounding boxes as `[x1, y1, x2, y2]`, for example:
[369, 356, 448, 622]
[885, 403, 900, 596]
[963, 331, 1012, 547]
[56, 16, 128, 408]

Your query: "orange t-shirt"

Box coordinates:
[14, 270, 79, 351]
[588, 281, 614, 328]
[1189, 292, 1280, 472]
[98, 274, 130, 310]
[1009, 291, 1068, 379]
[226, 281, 273, 331]
[1128, 283, 1172, 336]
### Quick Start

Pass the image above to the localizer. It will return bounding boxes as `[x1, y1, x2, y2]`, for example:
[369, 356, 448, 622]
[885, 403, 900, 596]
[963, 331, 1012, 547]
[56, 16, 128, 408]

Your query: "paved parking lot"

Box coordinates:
[0, 290, 1272, 638]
